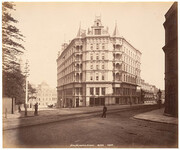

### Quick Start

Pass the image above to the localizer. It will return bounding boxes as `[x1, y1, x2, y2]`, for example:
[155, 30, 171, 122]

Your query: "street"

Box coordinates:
[3, 105, 178, 148]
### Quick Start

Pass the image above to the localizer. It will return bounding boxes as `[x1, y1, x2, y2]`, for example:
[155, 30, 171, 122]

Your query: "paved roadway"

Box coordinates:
[3, 105, 178, 148]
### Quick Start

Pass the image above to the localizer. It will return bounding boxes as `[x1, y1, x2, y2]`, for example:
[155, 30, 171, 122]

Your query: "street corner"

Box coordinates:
[133, 108, 178, 125]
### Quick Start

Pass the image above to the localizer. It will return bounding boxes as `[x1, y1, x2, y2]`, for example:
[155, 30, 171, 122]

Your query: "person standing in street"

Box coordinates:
[157, 89, 162, 109]
[101, 105, 107, 118]
[34, 102, 38, 116]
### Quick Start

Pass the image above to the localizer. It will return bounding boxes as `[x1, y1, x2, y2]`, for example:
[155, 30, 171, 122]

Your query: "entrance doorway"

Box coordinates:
[90, 97, 105, 106]
[115, 98, 119, 104]
[76, 98, 79, 107]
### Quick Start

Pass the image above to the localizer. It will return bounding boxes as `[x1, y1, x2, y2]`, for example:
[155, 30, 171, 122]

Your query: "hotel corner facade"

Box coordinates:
[57, 17, 142, 108]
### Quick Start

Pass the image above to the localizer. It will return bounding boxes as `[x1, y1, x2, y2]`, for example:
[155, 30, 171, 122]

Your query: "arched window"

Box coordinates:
[90, 44, 93, 50]
[116, 73, 120, 81]
[90, 64, 93, 69]
[96, 43, 99, 49]
[96, 53, 99, 60]
[102, 43, 105, 49]
[76, 73, 79, 81]
[102, 74, 105, 80]
[102, 53, 105, 60]
[96, 65, 99, 70]
[102, 64, 104, 69]
[90, 75, 93, 80]
[90, 53, 93, 60]
[96, 73, 99, 80]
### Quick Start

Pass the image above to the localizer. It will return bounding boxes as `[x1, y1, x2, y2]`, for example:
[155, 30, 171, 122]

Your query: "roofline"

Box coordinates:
[58, 35, 142, 60]
[122, 38, 142, 54]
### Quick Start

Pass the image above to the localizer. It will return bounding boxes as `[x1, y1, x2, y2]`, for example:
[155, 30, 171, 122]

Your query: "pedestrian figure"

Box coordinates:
[157, 89, 162, 109]
[101, 105, 107, 118]
[34, 102, 38, 116]
[18, 105, 21, 112]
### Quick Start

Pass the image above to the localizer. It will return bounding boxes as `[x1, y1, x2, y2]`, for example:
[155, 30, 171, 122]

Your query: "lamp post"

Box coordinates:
[24, 60, 30, 116]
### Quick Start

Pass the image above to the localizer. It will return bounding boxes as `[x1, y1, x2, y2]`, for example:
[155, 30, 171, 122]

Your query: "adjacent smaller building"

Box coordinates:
[36, 82, 57, 108]
[28, 82, 57, 108]
[140, 79, 159, 103]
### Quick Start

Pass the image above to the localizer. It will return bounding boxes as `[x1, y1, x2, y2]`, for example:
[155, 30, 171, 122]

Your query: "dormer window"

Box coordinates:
[95, 29, 101, 35]
[97, 23, 99, 26]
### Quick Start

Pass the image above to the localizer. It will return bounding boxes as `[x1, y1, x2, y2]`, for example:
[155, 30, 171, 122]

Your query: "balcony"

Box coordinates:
[113, 43, 122, 51]
[75, 73, 82, 82]
[113, 63, 122, 71]
[75, 63, 82, 72]
[113, 73, 122, 82]
[75, 45, 83, 52]
[75, 54, 82, 62]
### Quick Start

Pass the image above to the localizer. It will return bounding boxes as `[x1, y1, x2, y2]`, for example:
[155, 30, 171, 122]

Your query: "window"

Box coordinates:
[102, 65, 104, 69]
[76, 88, 79, 95]
[102, 43, 105, 49]
[90, 88, 94, 95]
[96, 74, 99, 80]
[96, 43, 99, 49]
[102, 87, 105, 95]
[102, 75, 105, 80]
[90, 75, 93, 80]
[90, 54, 93, 60]
[95, 29, 101, 35]
[90, 44, 93, 50]
[102, 54, 105, 60]
[96, 87, 99, 95]
[91, 65, 93, 69]
[96, 65, 99, 70]
[96, 53, 99, 60]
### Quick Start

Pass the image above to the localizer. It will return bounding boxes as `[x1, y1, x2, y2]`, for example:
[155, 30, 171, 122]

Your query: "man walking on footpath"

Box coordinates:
[101, 105, 107, 118]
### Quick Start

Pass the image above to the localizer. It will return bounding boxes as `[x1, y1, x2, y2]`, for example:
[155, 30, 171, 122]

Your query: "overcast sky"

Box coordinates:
[12, 2, 173, 89]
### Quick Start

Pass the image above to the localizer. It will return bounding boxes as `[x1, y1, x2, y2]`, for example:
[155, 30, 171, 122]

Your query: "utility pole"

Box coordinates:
[24, 60, 30, 116]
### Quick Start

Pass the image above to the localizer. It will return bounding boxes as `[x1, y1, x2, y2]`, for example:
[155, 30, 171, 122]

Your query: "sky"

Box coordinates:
[12, 2, 173, 89]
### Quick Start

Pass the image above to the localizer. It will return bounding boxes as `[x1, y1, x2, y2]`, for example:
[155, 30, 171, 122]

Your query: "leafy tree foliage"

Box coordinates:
[2, 2, 25, 104]
[28, 83, 37, 100]
[2, 2, 25, 71]
[3, 68, 25, 104]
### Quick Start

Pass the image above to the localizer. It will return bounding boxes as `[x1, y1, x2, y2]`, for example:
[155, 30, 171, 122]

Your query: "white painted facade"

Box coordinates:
[57, 17, 142, 107]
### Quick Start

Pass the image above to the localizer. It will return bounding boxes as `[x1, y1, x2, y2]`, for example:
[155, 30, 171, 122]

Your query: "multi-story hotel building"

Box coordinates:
[57, 16, 141, 107]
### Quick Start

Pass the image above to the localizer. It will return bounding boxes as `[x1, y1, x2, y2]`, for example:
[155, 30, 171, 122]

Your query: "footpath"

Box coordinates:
[134, 107, 178, 125]
[3, 104, 178, 131]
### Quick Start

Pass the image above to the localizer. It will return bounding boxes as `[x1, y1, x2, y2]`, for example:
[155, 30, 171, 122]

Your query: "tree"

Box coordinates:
[3, 68, 25, 104]
[2, 2, 25, 72]
[28, 83, 37, 100]
[2, 2, 25, 105]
